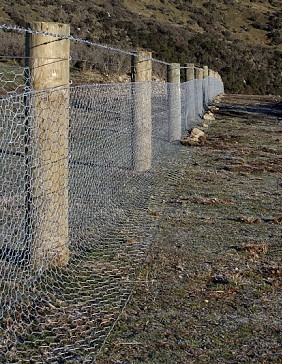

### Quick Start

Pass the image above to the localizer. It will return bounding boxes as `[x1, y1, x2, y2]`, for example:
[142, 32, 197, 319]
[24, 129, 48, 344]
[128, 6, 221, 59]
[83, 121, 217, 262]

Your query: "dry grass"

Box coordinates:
[96, 94, 282, 364]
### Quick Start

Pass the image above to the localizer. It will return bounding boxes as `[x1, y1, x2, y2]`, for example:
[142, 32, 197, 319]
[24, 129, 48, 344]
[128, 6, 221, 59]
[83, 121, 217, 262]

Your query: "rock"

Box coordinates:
[209, 105, 219, 111]
[214, 96, 222, 103]
[190, 127, 205, 140]
[203, 111, 215, 121]
[180, 137, 200, 146]
[212, 274, 229, 284]
[181, 135, 206, 146]
[180, 127, 206, 146]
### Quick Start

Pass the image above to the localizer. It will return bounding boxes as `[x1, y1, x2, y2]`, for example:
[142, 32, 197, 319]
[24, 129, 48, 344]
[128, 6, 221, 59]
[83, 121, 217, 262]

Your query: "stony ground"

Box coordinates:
[96, 94, 282, 364]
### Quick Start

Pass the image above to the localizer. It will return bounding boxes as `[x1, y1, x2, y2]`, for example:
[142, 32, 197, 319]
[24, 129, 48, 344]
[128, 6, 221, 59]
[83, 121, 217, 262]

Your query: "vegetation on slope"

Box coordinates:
[0, 0, 281, 94]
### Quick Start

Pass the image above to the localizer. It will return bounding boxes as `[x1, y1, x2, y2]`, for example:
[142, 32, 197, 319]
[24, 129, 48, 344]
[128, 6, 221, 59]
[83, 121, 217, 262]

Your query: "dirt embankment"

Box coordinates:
[97, 94, 282, 364]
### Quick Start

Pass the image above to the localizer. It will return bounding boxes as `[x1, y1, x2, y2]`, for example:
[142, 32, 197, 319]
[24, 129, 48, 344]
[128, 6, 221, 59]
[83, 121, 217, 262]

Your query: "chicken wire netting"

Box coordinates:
[0, 57, 224, 362]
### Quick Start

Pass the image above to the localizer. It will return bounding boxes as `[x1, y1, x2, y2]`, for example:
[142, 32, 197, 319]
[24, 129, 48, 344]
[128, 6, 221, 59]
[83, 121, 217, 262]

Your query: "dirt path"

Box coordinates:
[97, 94, 282, 364]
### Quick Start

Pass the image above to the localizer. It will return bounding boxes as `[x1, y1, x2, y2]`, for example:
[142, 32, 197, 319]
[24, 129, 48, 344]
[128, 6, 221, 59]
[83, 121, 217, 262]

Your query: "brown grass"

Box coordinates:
[96, 94, 282, 364]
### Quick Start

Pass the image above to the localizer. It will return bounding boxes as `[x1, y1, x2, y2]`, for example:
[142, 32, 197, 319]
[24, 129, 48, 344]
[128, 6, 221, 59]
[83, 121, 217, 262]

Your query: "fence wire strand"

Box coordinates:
[0, 26, 224, 363]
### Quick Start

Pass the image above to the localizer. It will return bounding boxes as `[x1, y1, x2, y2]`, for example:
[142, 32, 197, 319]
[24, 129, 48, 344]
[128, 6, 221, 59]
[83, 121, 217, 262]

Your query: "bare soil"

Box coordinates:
[96, 94, 282, 364]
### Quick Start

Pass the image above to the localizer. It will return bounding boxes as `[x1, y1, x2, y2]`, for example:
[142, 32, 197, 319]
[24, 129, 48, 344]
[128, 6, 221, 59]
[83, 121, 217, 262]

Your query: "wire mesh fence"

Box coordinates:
[0, 25, 224, 363]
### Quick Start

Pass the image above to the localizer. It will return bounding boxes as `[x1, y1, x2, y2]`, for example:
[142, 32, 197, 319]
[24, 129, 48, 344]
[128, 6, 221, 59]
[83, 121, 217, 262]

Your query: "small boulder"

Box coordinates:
[203, 111, 215, 121]
[190, 127, 205, 141]
[180, 127, 206, 146]
[209, 105, 219, 112]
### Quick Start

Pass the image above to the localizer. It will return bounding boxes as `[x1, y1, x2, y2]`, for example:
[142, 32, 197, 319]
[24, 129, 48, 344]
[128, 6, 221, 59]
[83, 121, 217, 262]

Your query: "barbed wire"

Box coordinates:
[0, 24, 218, 74]
[0, 24, 173, 66]
[0, 55, 70, 61]
[0, 26, 224, 361]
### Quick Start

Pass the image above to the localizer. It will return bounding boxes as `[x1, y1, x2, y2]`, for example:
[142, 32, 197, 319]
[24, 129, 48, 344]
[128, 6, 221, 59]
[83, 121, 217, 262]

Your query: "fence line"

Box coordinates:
[0, 22, 224, 363]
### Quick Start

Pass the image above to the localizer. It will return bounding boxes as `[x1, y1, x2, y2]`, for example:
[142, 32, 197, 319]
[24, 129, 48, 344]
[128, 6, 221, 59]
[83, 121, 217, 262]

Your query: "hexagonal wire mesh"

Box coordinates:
[0, 65, 30, 96]
[0, 25, 224, 363]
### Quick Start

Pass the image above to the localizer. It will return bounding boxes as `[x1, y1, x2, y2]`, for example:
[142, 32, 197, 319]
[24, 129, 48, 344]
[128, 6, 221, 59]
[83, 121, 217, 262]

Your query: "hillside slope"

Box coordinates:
[0, 0, 281, 94]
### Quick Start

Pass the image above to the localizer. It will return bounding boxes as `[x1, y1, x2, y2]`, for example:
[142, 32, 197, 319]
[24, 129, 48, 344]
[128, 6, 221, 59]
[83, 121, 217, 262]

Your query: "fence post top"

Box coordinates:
[203, 65, 209, 78]
[133, 50, 152, 58]
[27, 21, 70, 33]
[169, 63, 180, 68]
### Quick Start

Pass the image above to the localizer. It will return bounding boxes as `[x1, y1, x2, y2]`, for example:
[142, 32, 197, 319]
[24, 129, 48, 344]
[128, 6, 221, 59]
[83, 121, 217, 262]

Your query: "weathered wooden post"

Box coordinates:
[26, 22, 70, 268]
[185, 63, 195, 83]
[167, 63, 181, 141]
[131, 51, 152, 172]
[195, 67, 204, 117]
[218, 72, 224, 95]
[203, 65, 209, 109]
[184, 63, 196, 128]
[208, 69, 213, 101]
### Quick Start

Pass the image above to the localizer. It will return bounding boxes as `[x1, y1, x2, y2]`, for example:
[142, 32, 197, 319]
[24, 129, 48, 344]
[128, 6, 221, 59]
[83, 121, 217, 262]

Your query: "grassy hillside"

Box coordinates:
[124, 0, 281, 48]
[0, 0, 281, 94]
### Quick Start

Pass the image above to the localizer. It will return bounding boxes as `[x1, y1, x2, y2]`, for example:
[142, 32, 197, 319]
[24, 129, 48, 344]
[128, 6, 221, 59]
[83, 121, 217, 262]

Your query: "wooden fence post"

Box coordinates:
[131, 51, 152, 172]
[195, 67, 204, 117]
[167, 63, 181, 141]
[185, 63, 195, 82]
[209, 69, 214, 78]
[203, 65, 209, 80]
[208, 69, 215, 101]
[203, 65, 209, 108]
[26, 22, 70, 268]
[184, 63, 196, 128]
